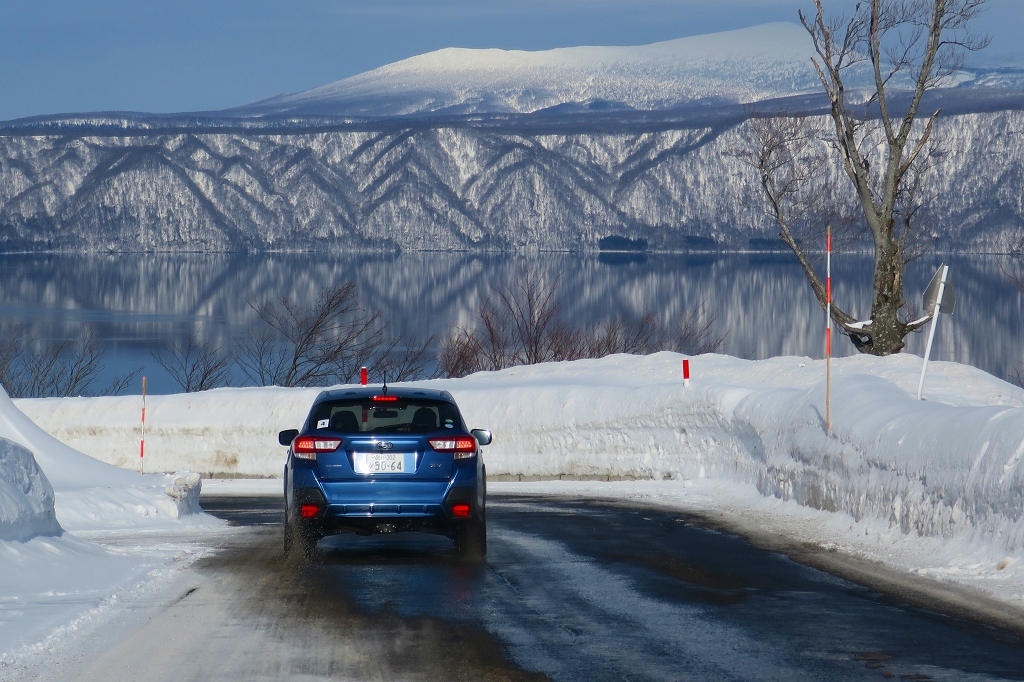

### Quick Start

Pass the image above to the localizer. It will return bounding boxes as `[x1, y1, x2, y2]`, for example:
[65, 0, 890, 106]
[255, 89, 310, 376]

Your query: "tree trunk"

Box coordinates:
[868, 240, 909, 355]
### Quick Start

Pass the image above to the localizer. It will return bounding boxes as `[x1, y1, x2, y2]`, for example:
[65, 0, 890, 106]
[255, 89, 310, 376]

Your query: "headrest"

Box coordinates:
[411, 407, 437, 429]
[330, 410, 359, 433]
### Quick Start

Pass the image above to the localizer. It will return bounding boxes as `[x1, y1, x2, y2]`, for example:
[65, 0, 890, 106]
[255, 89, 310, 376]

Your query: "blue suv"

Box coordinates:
[279, 386, 491, 560]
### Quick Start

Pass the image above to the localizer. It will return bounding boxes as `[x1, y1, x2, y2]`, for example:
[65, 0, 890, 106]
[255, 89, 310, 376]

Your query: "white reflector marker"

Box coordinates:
[917, 264, 955, 401]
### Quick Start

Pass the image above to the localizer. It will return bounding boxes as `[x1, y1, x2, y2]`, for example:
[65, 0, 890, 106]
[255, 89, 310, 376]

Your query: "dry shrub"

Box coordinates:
[0, 325, 139, 398]
[437, 270, 723, 378]
[237, 283, 432, 387]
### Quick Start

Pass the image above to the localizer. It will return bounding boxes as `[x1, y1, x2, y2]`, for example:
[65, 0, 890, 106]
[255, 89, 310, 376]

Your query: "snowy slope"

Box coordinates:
[230, 23, 827, 117]
[1, 23, 1021, 253]
[1, 109, 1022, 253]
[0, 438, 59, 542]
[0, 385, 202, 532]
[0, 385, 216, 666]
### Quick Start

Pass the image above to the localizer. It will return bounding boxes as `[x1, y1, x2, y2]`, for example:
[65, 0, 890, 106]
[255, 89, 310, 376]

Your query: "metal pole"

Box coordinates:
[826, 226, 832, 435]
[916, 265, 948, 401]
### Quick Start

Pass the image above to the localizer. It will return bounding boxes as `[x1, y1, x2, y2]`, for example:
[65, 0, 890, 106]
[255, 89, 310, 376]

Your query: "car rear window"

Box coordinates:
[308, 398, 463, 434]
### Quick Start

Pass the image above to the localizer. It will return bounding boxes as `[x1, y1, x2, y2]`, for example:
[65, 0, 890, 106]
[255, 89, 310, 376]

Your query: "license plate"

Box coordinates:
[355, 452, 407, 474]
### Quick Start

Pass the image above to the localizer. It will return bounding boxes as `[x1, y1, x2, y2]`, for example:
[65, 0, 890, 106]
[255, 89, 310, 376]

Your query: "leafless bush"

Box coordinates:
[236, 283, 432, 387]
[371, 334, 435, 384]
[659, 306, 727, 356]
[436, 271, 724, 378]
[0, 325, 140, 398]
[152, 331, 232, 392]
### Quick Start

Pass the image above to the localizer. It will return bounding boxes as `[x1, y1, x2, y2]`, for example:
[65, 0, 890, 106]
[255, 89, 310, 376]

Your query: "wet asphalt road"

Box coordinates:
[195, 494, 1024, 682]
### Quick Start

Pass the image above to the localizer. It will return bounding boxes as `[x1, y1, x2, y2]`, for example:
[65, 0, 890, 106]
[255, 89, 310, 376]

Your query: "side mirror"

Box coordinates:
[279, 429, 299, 446]
[471, 429, 492, 446]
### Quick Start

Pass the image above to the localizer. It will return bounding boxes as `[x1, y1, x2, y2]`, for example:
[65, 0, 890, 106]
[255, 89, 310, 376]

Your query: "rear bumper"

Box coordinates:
[321, 480, 453, 509]
[286, 456, 484, 537]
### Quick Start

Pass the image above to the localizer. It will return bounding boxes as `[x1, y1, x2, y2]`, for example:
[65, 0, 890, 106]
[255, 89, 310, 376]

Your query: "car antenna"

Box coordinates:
[381, 374, 387, 395]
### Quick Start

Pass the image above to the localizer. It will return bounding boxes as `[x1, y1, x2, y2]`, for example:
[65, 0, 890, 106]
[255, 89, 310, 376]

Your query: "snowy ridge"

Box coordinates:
[231, 23, 826, 117]
[0, 109, 1022, 252]
[0, 23, 1022, 252]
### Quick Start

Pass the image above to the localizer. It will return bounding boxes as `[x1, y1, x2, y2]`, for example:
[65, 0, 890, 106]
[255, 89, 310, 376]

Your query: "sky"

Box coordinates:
[0, 0, 1020, 121]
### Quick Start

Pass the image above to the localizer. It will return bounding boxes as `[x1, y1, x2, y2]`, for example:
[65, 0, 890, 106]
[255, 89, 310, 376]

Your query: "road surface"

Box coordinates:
[39, 494, 1024, 681]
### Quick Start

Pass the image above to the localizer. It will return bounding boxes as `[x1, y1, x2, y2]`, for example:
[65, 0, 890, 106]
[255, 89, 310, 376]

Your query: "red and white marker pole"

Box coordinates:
[682, 359, 690, 388]
[360, 366, 368, 386]
[825, 226, 832, 436]
[140, 376, 147, 474]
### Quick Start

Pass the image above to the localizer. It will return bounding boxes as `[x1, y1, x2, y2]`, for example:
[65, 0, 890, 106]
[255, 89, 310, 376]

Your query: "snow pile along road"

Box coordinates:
[13, 351, 1024, 610]
[0, 385, 202, 532]
[0, 384, 216, 668]
[456, 353, 1024, 556]
[18, 352, 1024, 556]
[15, 386, 320, 479]
[0, 437, 60, 542]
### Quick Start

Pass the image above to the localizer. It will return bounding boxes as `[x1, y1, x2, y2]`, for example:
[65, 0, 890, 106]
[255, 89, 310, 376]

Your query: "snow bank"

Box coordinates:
[15, 386, 319, 477]
[15, 353, 1024, 555]
[0, 385, 202, 532]
[0, 438, 60, 542]
[0, 388, 215, 669]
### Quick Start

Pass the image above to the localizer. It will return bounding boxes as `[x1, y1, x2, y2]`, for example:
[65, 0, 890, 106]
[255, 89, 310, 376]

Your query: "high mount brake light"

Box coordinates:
[293, 436, 342, 460]
[372, 395, 399, 402]
[428, 437, 476, 459]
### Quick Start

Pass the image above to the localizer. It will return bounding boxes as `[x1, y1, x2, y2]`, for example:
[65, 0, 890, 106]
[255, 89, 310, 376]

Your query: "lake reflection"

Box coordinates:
[0, 252, 1019, 394]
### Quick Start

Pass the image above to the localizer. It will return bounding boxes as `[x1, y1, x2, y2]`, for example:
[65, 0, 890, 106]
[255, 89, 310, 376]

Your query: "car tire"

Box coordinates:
[456, 517, 487, 560]
[283, 512, 319, 561]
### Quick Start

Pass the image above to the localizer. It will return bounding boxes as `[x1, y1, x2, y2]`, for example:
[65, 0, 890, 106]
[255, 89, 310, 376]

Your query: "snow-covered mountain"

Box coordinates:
[228, 23, 829, 118]
[224, 21, 1021, 119]
[0, 109, 1021, 253]
[0, 23, 1021, 254]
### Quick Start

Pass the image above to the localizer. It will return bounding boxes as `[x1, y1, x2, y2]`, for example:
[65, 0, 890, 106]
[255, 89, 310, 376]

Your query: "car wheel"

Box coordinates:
[284, 512, 319, 561]
[456, 518, 487, 560]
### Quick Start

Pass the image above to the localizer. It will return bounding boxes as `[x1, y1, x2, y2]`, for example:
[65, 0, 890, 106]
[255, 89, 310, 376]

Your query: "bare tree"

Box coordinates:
[371, 334, 435, 384]
[435, 272, 724, 378]
[660, 305, 727, 356]
[493, 271, 564, 365]
[236, 283, 432, 388]
[436, 324, 483, 379]
[0, 325, 140, 398]
[743, 0, 989, 355]
[152, 331, 232, 392]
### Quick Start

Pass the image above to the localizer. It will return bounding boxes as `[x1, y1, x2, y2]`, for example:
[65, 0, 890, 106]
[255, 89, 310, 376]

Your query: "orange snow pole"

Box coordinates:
[825, 226, 832, 436]
[140, 376, 147, 474]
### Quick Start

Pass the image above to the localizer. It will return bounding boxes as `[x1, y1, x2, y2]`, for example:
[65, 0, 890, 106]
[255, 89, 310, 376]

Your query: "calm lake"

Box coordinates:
[0, 251, 1020, 394]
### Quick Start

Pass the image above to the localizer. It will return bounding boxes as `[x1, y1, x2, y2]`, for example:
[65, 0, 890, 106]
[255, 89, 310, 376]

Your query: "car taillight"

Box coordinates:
[428, 436, 477, 459]
[451, 503, 471, 518]
[300, 504, 320, 518]
[292, 436, 342, 460]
